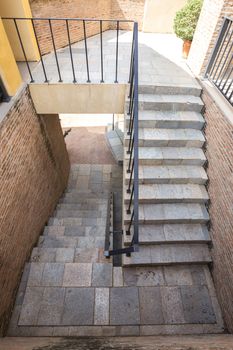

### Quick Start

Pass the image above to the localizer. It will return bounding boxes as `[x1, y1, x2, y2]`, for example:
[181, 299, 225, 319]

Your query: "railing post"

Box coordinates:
[48, 19, 62, 82]
[31, 19, 48, 83]
[100, 20, 104, 83]
[66, 19, 77, 83]
[205, 18, 230, 77]
[83, 20, 91, 83]
[115, 20, 119, 83]
[14, 19, 34, 83]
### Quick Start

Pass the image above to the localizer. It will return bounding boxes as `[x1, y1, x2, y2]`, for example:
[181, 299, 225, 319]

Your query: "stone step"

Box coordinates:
[37, 235, 104, 249]
[53, 209, 106, 219]
[64, 189, 109, 195]
[59, 197, 107, 204]
[122, 244, 212, 266]
[136, 94, 204, 112]
[124, 203, 209, 225]
[125, 147, 206, 166]
[125, 128, 205, 148]
[138, 84, 202, 96]
[123, 224, 211, 245]
[30, 247, 105, 263]
[43, 225, 105, 237]
[125, 165, 208, 185]
[56, 203, 107, 210]
[48, 217, 106, 227]
[124, 184, 209, 204]
[125, 111, 205, 129]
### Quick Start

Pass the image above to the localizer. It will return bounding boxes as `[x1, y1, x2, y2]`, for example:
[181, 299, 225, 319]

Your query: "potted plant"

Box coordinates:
[174, 0, 203, 58]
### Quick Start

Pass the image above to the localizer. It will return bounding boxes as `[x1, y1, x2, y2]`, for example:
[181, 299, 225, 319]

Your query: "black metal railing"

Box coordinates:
[2, 17, 134, 84]
[105, 22, 139, 257]
[205, 16, 233, 106]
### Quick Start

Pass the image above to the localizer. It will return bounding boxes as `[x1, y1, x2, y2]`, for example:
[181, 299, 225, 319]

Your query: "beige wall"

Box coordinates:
[143, 0, 187, 33]
[0, 0, 40, 61]
[29, 84, 126, 114]
[0, 19, 22, 96]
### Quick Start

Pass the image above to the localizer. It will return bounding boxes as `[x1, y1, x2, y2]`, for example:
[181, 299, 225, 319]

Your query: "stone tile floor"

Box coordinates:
[8, 164, 224, 337]
[18, 31, 200, 86]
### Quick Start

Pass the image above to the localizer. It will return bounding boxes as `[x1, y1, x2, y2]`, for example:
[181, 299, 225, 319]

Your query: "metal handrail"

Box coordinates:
[2, 17, 135, 84]
[2, 17, 134, 22]
[205, 17, 233, 106]
[106, 22, 139, 257]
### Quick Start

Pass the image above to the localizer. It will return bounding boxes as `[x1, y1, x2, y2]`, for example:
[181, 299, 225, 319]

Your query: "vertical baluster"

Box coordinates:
[66, 19, 76, 83]
[227, 83, 233, 102]
[112, 114, 115, 130]
[220, 63, 233, 93]
[31, 19, 48, 83]
[14, 19, 34, 83]
[100, 20, 104, 83]
[115, 21, 119, 83]
[128, 28, 135, 83]
[212, 26, 233, 82]
[48, 19, 62, 82]
[127, 159, 134, 193]
[83, 20, 90, 83]
[208, 19, 231, 78]
[126, 187, 134, 215]
[127, 136, 134, 172]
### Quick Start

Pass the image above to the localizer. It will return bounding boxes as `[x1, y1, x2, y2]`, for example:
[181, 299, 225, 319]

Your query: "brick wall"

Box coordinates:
[202, 88, 233, 333]
[29, 0, 145, 54]
[0, 86, 70, 335]
[110, 0, 146, 30]
[188, 0, 233, 76]
[29, 0, 112, 55]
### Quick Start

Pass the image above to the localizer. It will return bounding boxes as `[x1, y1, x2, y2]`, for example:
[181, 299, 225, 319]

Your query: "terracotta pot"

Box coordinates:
[182, 40, 192, 59]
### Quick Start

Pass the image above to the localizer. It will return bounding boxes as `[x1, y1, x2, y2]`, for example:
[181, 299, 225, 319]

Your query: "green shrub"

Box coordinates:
[174, 0, 203, 41]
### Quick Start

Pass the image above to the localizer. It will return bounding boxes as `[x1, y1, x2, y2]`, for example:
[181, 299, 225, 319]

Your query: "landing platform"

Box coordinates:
[18, 31, 200, 87]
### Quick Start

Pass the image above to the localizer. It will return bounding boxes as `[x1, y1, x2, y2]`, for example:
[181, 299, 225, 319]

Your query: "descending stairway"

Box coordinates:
[123, 84, 212, 267]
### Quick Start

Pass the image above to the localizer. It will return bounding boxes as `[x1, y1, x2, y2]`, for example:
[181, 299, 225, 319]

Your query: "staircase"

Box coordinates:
[123, 84, 212, 267]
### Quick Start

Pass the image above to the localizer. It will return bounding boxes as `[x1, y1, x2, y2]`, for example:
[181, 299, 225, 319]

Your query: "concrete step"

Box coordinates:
[124, 184, 209, 204]
[125, 128, 205, 148]
[125, 147, 206, 166]
[124, 203, 209, 225]
[124, 224, 211, 245]
[138, 84, 202, 96]
[136, 94, 204, 112]
[125, 111, 205, 129]
[122, 243, 212, 267]
[125, 165, 208, 185]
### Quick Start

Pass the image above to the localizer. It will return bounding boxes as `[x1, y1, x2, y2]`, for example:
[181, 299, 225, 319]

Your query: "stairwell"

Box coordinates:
[7, 83, 225, 337]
